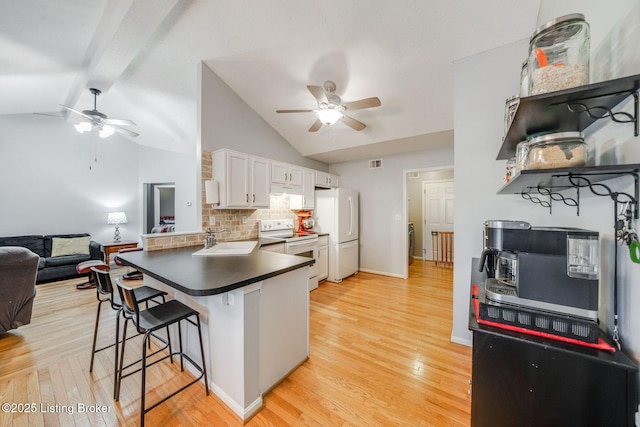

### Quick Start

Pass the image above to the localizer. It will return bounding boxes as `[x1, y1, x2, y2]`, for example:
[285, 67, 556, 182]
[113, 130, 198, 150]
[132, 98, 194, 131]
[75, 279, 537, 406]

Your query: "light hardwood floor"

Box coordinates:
[0, 260, 471, 426]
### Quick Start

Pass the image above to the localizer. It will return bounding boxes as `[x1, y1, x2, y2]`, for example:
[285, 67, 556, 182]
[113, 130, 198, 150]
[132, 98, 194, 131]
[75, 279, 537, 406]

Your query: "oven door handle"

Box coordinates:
[286, 240, 318, 249]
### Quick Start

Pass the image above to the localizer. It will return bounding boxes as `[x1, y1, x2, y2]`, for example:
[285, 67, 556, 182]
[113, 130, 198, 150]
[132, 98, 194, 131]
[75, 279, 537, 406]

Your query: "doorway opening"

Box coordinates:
[403, 167, 454, 279]
[143, 183, 176, 233]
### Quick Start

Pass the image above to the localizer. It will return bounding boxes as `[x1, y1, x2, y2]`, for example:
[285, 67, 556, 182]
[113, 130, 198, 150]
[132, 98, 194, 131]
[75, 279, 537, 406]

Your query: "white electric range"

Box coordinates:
[259, 219, 319, 290]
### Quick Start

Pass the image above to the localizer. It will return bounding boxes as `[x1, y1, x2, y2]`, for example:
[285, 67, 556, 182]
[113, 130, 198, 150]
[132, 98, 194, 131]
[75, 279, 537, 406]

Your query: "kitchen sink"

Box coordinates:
[192, 241, 258, 256]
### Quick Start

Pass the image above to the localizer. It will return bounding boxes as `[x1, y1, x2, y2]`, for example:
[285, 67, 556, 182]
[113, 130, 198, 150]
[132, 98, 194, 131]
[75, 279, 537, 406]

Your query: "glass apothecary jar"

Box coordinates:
[525, 131, 587, 170]
[514, 140, 530, 174]
[528, 13, 590, 95]
[520, 59, 529, 97]
[504, 95, 519, 136]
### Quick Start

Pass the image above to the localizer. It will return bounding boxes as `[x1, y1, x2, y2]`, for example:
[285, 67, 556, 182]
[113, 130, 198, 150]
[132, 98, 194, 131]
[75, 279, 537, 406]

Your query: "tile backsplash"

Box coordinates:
[201, 151, 298, 241]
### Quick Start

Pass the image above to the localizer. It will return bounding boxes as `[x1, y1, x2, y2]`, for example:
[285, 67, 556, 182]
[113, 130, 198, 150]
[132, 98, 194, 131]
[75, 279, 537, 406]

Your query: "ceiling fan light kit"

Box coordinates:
[61, 88, 139, 138]
[276, 80, 381, 132]
[315, 107, 344, 125]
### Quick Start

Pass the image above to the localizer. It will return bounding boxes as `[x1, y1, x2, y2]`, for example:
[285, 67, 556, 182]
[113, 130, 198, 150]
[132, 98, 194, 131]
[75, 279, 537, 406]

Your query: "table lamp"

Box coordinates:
[107, 211, 127, 243]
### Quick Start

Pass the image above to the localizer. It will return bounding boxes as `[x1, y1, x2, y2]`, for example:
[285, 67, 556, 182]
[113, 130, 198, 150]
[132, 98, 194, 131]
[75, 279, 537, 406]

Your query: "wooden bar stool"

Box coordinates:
[114, 278, 209, 427]
[90, 268, 168, 398]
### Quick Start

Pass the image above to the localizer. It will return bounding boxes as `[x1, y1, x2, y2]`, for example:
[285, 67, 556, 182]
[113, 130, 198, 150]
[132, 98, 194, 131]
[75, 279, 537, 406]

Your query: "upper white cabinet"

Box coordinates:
[213, 150, 271, 209]
[250, 157, 271, 207]
[211, 149, 338, 209]
[315, 172, 339, 188]
[271, 162, 303, 186]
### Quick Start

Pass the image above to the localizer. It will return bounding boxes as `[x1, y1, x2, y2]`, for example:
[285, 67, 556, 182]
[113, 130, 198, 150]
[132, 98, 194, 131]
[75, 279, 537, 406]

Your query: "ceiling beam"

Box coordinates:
[64, 0, 181, 108]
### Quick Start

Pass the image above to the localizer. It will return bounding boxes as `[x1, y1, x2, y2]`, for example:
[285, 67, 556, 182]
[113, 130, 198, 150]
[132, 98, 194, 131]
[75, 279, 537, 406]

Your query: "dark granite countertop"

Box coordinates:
[117, 244, 314, 296]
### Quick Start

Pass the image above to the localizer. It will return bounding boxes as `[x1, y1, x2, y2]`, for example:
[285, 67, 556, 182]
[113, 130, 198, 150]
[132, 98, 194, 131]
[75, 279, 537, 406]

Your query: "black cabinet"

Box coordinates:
[469, 261, 638, 427]
[470, 330, 637, 427]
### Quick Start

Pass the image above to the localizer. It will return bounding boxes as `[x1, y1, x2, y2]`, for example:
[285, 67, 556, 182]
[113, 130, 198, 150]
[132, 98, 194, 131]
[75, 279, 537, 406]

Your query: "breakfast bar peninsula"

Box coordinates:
[117, 243, 313, 421]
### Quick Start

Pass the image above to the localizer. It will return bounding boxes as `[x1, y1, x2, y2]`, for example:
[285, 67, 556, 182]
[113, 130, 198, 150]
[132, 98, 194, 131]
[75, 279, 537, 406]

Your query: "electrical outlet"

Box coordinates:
[242, 216, 248, 224]
[209, 215, 215, 225]
[228, 293, 235, 306]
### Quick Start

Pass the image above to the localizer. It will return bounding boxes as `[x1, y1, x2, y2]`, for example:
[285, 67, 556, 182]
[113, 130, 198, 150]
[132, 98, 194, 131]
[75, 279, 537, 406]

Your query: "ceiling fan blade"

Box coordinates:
[104, 118, 136, 126]
[307, 85, 325, 103]
[33, 112, 66, 118]
[308, 119, 322, 132]
[276, 109, 313, 113]
[111, 125, 139, 138]
[340, 115, 366, 131]
[343, 97, 382, 111]
[60, 104, 99, 123]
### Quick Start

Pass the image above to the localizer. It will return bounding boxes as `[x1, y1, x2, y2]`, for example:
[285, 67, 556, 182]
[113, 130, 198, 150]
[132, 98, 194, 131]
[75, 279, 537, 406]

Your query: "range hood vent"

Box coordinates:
[270, 183, 303, 195]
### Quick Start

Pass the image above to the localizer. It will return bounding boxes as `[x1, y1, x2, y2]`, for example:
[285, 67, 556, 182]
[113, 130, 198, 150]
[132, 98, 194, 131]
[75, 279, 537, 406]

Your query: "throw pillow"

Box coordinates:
[50, 236, 91, 257]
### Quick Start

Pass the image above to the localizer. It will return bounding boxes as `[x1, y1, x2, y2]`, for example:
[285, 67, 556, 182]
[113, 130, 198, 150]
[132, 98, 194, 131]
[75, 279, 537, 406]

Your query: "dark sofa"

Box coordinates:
[0, 234, 102, 283]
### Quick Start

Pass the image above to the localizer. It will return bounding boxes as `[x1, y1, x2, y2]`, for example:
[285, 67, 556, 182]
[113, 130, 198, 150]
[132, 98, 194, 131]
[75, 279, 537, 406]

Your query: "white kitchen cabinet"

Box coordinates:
[271, 162, 303, 186]
[315, 171, 339, 188]
[250, 157, 270, 207]
[213, 150, 271, 209]
[302, 169, 315, 209]
[317, 235, 328, 281]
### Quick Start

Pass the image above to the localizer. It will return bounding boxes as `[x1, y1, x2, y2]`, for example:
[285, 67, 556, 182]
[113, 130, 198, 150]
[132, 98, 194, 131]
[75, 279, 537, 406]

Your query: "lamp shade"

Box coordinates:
[99, 125, 115, 138]
[107, 211, 127, 225]
[316, 108, 343, 125]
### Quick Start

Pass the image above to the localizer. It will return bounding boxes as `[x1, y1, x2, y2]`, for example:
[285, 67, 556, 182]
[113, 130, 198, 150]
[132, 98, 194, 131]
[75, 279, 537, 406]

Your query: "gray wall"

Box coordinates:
[0, 114, 139, 243]
[200, 63, 328, 171]
[137, 146, 198, 233]
[452, 0, 640, 366]
[331, 146, 454, 278]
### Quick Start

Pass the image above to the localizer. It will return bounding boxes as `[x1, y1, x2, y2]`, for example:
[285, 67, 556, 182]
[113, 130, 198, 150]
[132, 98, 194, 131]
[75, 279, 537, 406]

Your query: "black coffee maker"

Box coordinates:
[479, 219, 600, 321]
[478, 220, 531, 278]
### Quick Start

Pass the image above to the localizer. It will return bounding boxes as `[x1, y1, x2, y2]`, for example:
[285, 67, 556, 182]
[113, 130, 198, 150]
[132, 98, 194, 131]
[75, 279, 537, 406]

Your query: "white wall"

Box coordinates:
[137, 145, 199, 233]
[200, 63, 328, 172]
[330, 146, 453, 278]
[0, 114, 139, 243]
[452, 0, 640, 364]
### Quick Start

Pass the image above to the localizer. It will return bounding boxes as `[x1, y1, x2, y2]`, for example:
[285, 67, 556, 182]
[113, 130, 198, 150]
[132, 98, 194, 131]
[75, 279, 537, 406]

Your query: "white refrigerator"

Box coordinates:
[314, 188, 359, 282]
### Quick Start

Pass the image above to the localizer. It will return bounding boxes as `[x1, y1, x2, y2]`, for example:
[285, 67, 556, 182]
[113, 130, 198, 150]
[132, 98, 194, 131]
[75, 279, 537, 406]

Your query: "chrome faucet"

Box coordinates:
[204, 228, 231, 248]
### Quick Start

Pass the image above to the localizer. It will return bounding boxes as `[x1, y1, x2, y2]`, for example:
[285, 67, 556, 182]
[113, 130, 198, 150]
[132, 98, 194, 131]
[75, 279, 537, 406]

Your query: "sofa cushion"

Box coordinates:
[0, 235, 45, 257]
[44, 233, 90, 257]
[45, 254, 92, 268]
[50, 236, 91, 257]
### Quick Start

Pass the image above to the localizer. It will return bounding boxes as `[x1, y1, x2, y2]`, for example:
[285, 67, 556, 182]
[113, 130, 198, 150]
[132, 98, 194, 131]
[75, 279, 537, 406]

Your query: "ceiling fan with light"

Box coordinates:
[61, 88, 139, 138]
[276, 80, 381, 132]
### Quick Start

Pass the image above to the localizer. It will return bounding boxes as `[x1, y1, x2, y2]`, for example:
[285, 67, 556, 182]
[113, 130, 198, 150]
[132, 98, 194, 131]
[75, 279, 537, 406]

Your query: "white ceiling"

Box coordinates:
[0, 0, 542, 163]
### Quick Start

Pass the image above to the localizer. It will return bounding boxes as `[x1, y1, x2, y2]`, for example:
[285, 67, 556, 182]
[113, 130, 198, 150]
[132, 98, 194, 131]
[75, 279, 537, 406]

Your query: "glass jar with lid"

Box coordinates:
[503, 95, 519, 137]
[520, 59, 529, 97]
[525, 131, 587, 170]
[528, 13, 590, 95]
[514, 140, 530, 174]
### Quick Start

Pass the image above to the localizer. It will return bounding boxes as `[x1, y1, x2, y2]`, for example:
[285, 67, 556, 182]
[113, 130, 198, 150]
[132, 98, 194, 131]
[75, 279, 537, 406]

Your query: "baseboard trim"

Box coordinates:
[450, 335, 472, 347]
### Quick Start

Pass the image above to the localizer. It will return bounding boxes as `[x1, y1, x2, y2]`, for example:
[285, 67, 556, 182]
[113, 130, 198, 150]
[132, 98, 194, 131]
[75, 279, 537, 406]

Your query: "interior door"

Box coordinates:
[423, 180, 454, 261]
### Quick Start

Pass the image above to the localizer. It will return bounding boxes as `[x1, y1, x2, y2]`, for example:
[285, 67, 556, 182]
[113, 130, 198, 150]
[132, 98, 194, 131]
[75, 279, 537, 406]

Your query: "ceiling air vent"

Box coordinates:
[369, 159, 383, 169]
[407, 172, 420, 179]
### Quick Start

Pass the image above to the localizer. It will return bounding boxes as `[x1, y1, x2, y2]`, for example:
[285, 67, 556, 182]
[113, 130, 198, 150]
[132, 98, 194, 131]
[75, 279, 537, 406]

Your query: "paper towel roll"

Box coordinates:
[205, 180, 219, 204]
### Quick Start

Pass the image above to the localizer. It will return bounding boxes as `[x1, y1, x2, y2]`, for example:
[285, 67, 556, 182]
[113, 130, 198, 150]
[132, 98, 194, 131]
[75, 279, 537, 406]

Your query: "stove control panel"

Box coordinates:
[259, 219, 294, 232]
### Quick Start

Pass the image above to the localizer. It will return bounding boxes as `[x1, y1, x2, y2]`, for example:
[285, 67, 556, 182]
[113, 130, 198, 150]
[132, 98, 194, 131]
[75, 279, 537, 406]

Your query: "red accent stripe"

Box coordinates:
[471, 283, 615, 353]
